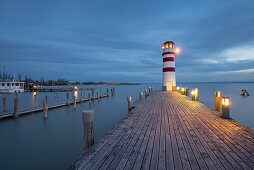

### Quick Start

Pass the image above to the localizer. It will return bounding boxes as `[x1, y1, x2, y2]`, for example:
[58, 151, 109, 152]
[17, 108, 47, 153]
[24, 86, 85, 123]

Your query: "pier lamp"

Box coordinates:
[181, 88, 185, 94]
[33, 92, 37, 96]
[191, 90, 195, 100]
[74, 91, 78, 99]
[215, 91, 222, 112]
[194, 88, 198, 101]
[177, 86, 180, 92]
[222, 97, 230, 118]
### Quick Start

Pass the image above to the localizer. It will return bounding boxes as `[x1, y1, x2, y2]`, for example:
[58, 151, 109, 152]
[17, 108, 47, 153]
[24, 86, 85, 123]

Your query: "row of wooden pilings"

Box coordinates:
[176, 86, 230, 119]
[1, 88, 116, 119]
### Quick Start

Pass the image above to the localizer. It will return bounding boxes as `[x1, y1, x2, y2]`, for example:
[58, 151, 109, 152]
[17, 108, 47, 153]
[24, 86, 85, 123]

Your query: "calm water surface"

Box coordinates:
[0, 83, 253, 170]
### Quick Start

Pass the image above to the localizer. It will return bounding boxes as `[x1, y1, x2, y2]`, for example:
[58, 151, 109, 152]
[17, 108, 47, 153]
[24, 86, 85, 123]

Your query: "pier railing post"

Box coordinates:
[145, 89, 148, 97]
[151, 87, 153, 93]
[100, 89, 102, 98]
[222, 97, 230, 118]
[127, 96, 131, 111]
[13, 97, 18, 117]
[97, 92, 99, 101]
[45, 96, 48, 109]
[149, 87, 151, 93]
[139, 92, 143, 99]
[82, 110, 94, 151]
[215, 91, 222, 112]
[43, 101, 48, 119]
[3, 97, 7, 112]
[191, 90, 195, 101]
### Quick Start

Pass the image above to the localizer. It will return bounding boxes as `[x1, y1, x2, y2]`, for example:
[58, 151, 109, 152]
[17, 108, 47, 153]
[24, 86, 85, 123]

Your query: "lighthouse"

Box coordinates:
[162, 41, 178, 91]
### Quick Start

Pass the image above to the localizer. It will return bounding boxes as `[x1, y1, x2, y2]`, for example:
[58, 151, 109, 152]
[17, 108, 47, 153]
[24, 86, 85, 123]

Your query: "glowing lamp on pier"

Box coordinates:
[181, 88, 185, 94]
[222, 97, 230, 106]
[177, 86, 180, 91]
[222, 97, 230, 118]
[191, 90, 195, 100]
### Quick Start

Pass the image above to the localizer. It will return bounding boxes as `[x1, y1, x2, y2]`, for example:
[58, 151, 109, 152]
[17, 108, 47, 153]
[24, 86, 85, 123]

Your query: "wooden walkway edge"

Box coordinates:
[69, 91, 254, 170]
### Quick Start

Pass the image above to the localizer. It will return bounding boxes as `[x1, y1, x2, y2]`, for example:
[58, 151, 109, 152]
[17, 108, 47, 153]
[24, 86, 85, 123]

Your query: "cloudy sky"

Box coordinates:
[0, 0, 254, 83]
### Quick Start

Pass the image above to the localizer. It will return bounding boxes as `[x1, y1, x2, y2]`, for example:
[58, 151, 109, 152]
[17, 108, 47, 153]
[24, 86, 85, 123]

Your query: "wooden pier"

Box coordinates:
[69, 91, 254, 170]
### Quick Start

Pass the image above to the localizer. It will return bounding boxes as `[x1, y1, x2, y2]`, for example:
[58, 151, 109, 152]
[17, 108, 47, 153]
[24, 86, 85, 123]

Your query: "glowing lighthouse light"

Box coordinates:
[162, 41, 179, 91]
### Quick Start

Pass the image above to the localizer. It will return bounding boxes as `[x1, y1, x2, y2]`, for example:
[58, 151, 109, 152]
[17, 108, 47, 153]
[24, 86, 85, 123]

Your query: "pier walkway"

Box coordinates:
[70, 91, 254, 170]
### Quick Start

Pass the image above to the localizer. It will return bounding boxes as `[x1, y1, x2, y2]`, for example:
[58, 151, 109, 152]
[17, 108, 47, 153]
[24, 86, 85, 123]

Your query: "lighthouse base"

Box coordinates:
[162, 86, 176, 91]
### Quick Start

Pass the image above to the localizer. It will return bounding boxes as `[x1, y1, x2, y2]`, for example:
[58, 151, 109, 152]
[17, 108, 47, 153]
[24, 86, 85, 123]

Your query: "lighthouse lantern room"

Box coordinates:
[162, 41, 178, 91]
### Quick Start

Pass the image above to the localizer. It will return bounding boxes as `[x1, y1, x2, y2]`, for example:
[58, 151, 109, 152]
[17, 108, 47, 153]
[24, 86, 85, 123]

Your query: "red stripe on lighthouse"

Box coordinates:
[162, 52, 176, 56]
[163, 67, 175, 72]
[163, 57, 175, 62]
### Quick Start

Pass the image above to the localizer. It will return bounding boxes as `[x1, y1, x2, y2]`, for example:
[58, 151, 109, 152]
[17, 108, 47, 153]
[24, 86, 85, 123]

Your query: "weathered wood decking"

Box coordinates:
[69, 91, 254, 170]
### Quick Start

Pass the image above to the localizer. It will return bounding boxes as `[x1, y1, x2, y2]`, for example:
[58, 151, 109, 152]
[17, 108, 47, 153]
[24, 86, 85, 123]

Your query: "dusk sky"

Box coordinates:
[0, 0, 254, 83]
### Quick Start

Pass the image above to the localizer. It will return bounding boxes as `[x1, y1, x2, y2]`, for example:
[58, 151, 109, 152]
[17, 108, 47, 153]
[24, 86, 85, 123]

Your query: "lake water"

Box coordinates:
[0, 83, 253, 170]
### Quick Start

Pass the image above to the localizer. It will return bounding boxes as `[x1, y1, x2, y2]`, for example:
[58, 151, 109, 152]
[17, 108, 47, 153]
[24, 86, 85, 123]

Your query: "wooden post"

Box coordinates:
[43, 101, 48, 119]
[139, 92, 143, 99]
[84, 90, 86, 99]
[82, 110, 94, 151]
[3, 97, 7, 112]
[145, 89, 148, 97]
[80, 91, 83, 102]
[222, 97, 230, 118]
[13, 97, 18, 117]
[88, 93, 91, 104]
[111, 89, 113, 96]
[97, 92, 99, 100]
[74, 98, 76, 110]
[185, 87, 189, 96]
[57, 92, 59, 104]
[92, 89, 95, 100]
[45, 95, 48, 108]
[151, 87, 153, 93]
[106, 88, 109, 97]
[127, 96, 131, 111]
[67, 92, 70, 105]
[148, 87, 151, 93]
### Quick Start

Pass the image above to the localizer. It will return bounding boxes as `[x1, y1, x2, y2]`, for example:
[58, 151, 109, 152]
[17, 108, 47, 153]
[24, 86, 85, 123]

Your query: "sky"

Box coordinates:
[0, 0, 254, 83]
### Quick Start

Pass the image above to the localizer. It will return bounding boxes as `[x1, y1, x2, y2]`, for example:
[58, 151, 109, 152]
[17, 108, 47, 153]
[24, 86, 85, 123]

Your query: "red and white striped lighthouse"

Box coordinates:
[162, 41, 178, 91]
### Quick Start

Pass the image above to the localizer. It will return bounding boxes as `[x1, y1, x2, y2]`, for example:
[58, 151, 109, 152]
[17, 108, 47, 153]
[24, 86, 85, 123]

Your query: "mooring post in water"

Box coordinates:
[145, 89, 148, 97]
[127, 96, 131, 111]
[139, 92, 143, 99]
[222, 97, 230, 118]
[74, 98, 77, 110]
[45, 95, 48, 109]
[80, 91, 83, 102]
[88, 93, 91, 104]
[215, 91, 222, 112]
[82, 110, 94, 151]
[3, 97, 7, 112]
[57, 92, 59, 104]
[43, 101, 48, 119]
[92, 89, 95, 100]
[66, 92, 70, 105]
[97, 92, 99, 101]
[195, 88, 199, 101]
[13, 97, 18, 117]
[106, 88, 109, 97]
